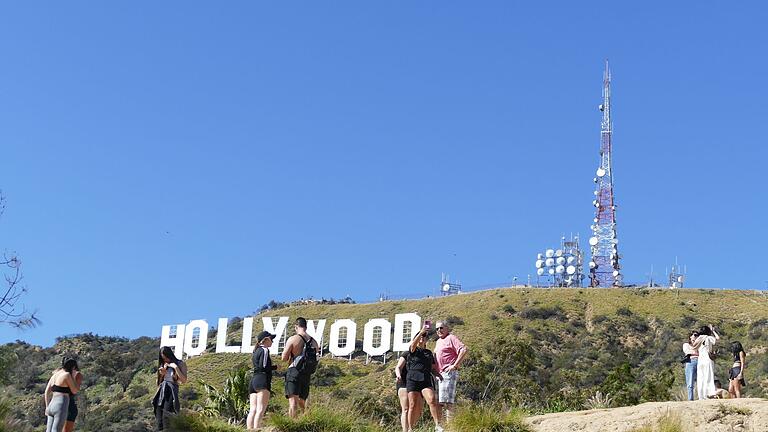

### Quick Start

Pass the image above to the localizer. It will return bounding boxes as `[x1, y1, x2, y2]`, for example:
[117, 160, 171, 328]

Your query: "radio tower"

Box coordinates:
[589, 60, 622, 287]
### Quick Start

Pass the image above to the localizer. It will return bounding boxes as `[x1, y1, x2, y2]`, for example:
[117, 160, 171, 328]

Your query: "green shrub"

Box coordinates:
[312, 363, 344, 387]
[269, 406, 378, 432]
[201, 367, 250, 423]
[519, 306, 565, 321]
[449, 405, 532, 432]
[171, 411, 246, 432]
[0, 399, 33, 432]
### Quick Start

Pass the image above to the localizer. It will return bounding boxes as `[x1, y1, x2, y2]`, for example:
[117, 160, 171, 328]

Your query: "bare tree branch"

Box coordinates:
[0, 190, 39, 329]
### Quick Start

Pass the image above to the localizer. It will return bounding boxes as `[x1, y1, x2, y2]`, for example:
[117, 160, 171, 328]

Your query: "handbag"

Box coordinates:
[679, 354, 691, 364]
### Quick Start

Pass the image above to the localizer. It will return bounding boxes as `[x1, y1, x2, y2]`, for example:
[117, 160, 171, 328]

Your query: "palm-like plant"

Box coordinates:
[584, 391, 614, 410]
[201, 367, 251, 424]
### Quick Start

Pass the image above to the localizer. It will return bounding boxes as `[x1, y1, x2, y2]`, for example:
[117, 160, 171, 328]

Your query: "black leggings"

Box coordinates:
[155, 390, 175, 431]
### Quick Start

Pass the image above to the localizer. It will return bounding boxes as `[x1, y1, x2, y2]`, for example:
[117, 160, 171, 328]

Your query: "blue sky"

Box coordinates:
[1, 2, 766, 346]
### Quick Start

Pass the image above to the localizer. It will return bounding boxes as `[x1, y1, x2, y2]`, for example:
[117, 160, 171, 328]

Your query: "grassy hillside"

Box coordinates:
[3, 287, 768, 431]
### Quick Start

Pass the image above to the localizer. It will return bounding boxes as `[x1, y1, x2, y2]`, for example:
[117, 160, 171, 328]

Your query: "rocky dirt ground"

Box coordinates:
[526, 398, 768, 432]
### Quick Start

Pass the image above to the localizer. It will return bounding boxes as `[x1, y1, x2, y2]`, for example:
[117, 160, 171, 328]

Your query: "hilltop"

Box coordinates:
[2, 287, 768, 431]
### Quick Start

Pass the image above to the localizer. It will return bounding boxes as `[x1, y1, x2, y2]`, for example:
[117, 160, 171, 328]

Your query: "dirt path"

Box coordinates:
[526, 398, 768, 432]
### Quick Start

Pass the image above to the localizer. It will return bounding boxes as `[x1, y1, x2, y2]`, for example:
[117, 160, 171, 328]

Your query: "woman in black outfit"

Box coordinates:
[728, 341, 746, 398]
[63, 358, 82, 432]
[151, 347, 187, 431]
[395, 350, 421, 432]
[406, 327, 443, 432]
[247, 331, 277, 430]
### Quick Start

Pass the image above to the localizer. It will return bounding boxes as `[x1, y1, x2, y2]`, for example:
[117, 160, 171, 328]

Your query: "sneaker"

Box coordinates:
[435, 426, 444, 432]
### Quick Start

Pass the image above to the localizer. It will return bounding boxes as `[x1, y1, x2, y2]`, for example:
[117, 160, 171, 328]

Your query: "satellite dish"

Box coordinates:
[555, 265, 565, 274]
[677, 276, 684, 283]
[597, 168, 606, 177]
[612, 239, 619, 244]
[556, 257, 566, 265]
[442, 283, 451, 292]
[548, 268, 556, 275]
[566, 265, 576, 275]
[592, 200, 599, 207]
[599, 104, 604, 111]
[565, 277, 573, 285]
[589, 261, 596, 269]
[535, 260, 544, 268]
[537, 253, 544, 260]
[545, 258, 555, 267]
[567, 256, 576, 264]
[593, 218, 598, 223]
[545, 249, 555, 258]
[589, 237, 599, 246]
[537, 268, 545, 276]
[555, 249, 563, 257]
[593, 191, 598, 196]
[613, 270, 620, 277]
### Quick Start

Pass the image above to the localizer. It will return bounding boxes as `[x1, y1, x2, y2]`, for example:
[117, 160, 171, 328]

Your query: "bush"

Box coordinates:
[312, 363, 344, 387]
[270, 406, 377, 432]
[450, 405, 532, 432]
[519, 306, 565, 321]
[0, 399, 33, 432]
[171, 411, 246, 432]
[128, 385, 150, 399]
[202, 367, 250, 423]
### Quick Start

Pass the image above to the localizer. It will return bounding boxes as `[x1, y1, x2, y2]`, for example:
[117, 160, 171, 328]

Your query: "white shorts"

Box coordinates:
[438, 370, 458, 404]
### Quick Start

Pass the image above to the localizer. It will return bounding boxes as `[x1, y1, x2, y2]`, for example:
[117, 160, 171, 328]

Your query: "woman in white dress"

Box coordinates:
[692, 325, 719, 399]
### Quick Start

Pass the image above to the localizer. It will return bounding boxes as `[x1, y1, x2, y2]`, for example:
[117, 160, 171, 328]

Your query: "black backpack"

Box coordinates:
[295, 335, 318, 375]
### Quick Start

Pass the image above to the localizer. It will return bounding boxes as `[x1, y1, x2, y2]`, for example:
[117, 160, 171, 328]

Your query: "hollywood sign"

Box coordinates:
[161, 313, 422, 358]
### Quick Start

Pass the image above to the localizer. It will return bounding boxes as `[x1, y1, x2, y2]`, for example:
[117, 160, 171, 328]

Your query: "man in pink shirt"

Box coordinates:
[434, 320, 468, 419]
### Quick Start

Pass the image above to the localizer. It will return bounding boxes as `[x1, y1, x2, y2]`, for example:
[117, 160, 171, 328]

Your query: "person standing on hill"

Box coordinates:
[434, 320, 467, 419]
[682, 331, 699, 401]
[691, 325, 719, 400]
[247, 331, 277, 430]
[44, 357, 81, 432]
[728, 341, 746, 398]
[282, 317, 319, 418]
[407, 327, 443, 432]
[63, 358, 83, 432]
[152, 346, 188, 431]
[395, 349, 422, 432]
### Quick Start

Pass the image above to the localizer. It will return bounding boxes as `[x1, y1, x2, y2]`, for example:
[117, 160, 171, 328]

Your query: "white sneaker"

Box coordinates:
[435, 426, 444, 432]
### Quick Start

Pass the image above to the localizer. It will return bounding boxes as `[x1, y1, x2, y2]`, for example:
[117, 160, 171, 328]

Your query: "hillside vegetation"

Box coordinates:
[3, 287, 768, 431]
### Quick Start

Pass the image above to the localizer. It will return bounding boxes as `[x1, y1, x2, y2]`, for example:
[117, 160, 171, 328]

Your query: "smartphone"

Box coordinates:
[424, 320, 432, 330]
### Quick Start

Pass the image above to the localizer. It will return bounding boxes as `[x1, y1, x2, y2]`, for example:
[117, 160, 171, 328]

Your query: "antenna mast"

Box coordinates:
[589, 60, 622, 287]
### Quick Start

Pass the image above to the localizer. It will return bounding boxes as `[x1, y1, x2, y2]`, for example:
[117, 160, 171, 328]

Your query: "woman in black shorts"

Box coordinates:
[406, 327, 443, 432]
[247, 331, 277, 430]
[63, 358, 82, 432]
[728, 341, 746, 398]
[395, 350, 421, 432]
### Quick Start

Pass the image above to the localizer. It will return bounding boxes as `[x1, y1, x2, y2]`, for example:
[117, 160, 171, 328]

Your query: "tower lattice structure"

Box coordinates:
[589, 61, 622, 287]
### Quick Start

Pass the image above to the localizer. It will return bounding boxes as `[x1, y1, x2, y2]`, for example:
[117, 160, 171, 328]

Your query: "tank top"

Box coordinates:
[52, 384, 72, 394]
[163, 367, 175, 383]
